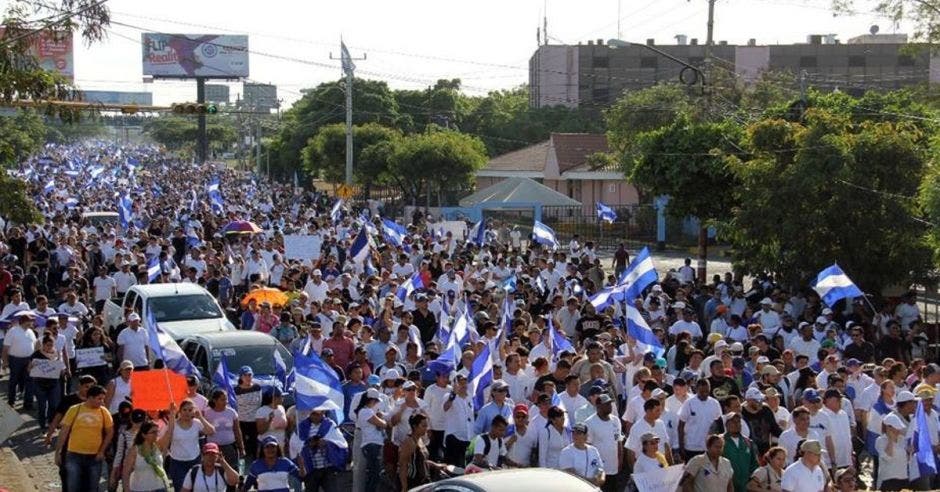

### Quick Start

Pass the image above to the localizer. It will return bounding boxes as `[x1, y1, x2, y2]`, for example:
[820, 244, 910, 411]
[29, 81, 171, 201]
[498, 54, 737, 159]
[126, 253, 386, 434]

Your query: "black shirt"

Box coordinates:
[411, 309, 437, 345]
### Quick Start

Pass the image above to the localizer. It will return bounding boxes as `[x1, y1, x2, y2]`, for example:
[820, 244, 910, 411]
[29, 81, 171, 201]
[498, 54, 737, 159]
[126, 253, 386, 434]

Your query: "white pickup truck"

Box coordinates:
[104, 283, 236, 341]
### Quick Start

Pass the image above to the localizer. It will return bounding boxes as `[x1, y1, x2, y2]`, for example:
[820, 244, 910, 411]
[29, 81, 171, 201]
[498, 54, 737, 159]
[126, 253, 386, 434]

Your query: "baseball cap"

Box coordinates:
[756, 356, 770, 364]
[261, 435, 279, 447]
[760, 297, 772, 305]
[127, 312, 141, 322]
[845, 358, 861, 368]
[402, 380, 417, 390]
[596, 394, 614, 405]
[202, 442, 220, 454]
[896, 390, 916, 403]
[745, 387, 765, 401]
[764, 387, 780, 398]
[239, 365, 254, 376]
[802, 388, 821, 403]
[572, 423, 588, 434]
[800, 439, 823, 454]
[119, 360, 134, 371]
[513, 403, 529, 416]
[730, 342, 744, 353]
[761, 366, 780, 377]
[883, 413, 906, 430]
[714, 340, 728, 351]
[815, 316, 828, 325]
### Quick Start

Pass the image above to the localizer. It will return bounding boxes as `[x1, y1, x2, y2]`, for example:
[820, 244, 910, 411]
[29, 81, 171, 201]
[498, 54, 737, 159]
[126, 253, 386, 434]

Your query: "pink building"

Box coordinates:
[475, 133, 639, 214]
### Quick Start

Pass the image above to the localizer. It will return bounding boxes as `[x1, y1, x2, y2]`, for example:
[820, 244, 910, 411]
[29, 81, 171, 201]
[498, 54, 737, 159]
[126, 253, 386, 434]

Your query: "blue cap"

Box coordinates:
[802, 388, 821, 403]
[261, 435, 279, 447]
[239, 365, 253, 376]
[367, 374, 381, 386]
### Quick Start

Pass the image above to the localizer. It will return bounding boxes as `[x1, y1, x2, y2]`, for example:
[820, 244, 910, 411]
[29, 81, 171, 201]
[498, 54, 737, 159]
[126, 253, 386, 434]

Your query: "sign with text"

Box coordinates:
[283, 235, 322, 261]
[0, 28, 73, 82]
[141, 33, 248, 78]
[76, 347, 108, 368]
[633, 464, 684, 492]
[28, 358, 64, 379]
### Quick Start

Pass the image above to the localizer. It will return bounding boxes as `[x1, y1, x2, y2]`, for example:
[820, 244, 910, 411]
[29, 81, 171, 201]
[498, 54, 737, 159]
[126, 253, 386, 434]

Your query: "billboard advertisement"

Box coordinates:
[205, 84, 230, 103]
[0, 28, 74, 82]
[81, 91, 153, 105]
[141, 33, 248, 78]
[244, 83, 278, 111]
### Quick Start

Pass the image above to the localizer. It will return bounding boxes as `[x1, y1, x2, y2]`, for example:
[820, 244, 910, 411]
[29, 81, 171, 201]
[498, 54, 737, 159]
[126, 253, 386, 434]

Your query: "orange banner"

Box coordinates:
[130, 369, 189, 411]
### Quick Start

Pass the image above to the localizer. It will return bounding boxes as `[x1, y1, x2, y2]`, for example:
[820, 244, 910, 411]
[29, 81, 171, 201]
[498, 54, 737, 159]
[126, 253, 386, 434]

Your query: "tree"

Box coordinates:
[0, 109, 46, 167]
[390, 130, 488, 206]
[300, 122, 401, 185]
[143, 115, 237, 153]
[604, 83, 695, 160]
[729, 102, 934, 293]
[834, 1, 940, 42]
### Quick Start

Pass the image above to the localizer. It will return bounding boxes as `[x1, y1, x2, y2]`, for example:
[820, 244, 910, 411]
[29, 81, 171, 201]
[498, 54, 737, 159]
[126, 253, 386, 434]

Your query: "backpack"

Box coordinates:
[188, 463, 223, 490]
[465, 434, 501, 463]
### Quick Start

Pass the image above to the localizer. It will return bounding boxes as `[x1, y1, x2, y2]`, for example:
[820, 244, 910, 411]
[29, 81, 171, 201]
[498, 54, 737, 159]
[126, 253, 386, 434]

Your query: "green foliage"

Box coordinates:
[605, 84, 695, 158]
[0, 109, 46, 167]
[0, 171, 42, 224]
[142, 115, 237, 153]
[728, 106, 933, 292]
[389, 130, 488, 204]
[629, 116, 743, 221]
[301, 122, 401, 184]
[833, 1, 940, 43]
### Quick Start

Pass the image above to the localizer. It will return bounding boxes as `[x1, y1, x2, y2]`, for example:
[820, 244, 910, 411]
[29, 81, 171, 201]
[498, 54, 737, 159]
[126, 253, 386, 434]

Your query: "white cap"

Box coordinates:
[821, 308, 833, 315]
[651, 284, 663, 292]
[745, 387, 765, 401]
[896, 390, 917, 403]
[730, 342, 744, 353]
[380, 369, 402, 384]
[312, 269, 322, 276]
[883, 413, 907, 430]
[651, 388, 667, 399]
[673, 301, 686, 310]
[127, 312, 141, 322]
[815, 316, 828, 325]
[760, 297, 772, 305]
[756, 356, 770, 364]
[714, 340, 728, 350]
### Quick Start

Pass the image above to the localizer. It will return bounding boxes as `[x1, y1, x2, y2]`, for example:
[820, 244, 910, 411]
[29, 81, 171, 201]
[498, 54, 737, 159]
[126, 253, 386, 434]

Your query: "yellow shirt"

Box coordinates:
[62, 403, 113, 454]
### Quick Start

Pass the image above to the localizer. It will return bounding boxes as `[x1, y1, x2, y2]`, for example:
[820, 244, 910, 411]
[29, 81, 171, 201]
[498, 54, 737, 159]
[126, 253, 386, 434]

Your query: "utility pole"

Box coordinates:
[331, 40, 366, 186]
[697, 0, 717, 284]
[196, 77, 207, 164]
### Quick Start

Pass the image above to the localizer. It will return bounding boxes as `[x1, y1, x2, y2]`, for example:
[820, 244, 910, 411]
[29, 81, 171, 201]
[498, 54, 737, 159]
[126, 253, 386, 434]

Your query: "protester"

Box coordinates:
[681, 434, 734, 492]
[54, 384, 114, 491]
[244, 436, 305, 491]
[121, 420, 171, 492]
[747, 446, 786, 492]
[158, 399, 216, 491]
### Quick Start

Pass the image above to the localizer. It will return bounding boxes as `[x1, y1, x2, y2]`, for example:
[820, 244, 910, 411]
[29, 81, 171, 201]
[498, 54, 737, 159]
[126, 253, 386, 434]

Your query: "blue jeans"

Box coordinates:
[65, 452, 103, 492]
[166, 456, 200, 492]
[7, 355, 32, 407]
[32, 378, 60, 428]
[362, 443, 383, 492]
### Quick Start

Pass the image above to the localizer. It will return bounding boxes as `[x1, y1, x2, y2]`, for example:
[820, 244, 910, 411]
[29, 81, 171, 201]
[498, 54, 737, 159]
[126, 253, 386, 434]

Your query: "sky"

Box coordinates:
[60, 0, 912, 107]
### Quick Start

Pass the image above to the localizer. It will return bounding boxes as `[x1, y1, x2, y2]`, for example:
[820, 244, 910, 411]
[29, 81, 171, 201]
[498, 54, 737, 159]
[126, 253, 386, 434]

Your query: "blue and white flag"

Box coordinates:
[381, 218, 407, 247]
[617, 247, 658, 301]
[624, 304, 665, 357]
[330, 199, 344, 223]
[208, 190, 224, 215]
[293, 349, 345, 422]
[212, 354, 238, 409]
[532, 220, 558, 249]
[468, 220, 486, 247]
[89, 167, 105, 180]
[468, 343, 494, 410]
[499, 274, 517, 293]
[396, 271, 426, 301]
[913, 400, 938, 476]
[340, 40, 357, 74]
[813, 264, 864, 307]
[548, 317, 574, 358]
[596, 202, 617, 223]
[188, 190, 198, 212]
[64, 197, 79, 209]
[146, 256, 161, 283]
[298, 415, 348, 470]
[146, 309, 200, 377]
[589, 287, 617, 312]
[450, 307, 473, 348]
[43, 179, 55, 194]
[206, 176, 220, 193]
[349, 226, 372, 265]
[274, 349, 293, 393]
[117, 194, 133, 229]
[435, 296, 451, 345]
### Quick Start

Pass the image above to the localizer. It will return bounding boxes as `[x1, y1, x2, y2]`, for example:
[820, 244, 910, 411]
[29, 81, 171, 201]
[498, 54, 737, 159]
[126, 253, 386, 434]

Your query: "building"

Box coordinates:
[529, 32, 937, 109]
[475, 133, 638, 214]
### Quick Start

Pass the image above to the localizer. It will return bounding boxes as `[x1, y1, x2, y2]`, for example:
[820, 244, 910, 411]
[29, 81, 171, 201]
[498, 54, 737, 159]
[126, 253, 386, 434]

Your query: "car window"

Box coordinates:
[148, 294, 222, 322]
[193, 345, 209, 374]
[210, 346, 279, 374]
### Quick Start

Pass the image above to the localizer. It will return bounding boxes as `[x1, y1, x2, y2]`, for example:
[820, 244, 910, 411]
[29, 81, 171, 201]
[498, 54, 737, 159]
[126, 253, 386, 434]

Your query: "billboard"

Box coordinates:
[81, 91, 153, 105]
[0, 28, 73, 82]
[244, 83, 278, 111]
[205, 84, 230, 103]
[141, 33, 248, 78]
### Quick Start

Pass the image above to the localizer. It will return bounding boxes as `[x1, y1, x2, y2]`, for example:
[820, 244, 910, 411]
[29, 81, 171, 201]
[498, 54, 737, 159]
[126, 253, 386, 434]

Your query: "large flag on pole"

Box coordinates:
[340, 40, 356, 74]
[468, 343, 494, 410]
[468, 220, 486, 247]
[912, 399, 938, 476]
[624, 304, 665, 357]
[349, 226, 372, 265]
[596, 202, 617, 223]
[532, 221, 558, 249]
[293, 349, 345, 423]
[617, 247, 658, 301]
[146, 309, 200, 378]
[813, 264, 864, 307]
[212, 354, 238, 409]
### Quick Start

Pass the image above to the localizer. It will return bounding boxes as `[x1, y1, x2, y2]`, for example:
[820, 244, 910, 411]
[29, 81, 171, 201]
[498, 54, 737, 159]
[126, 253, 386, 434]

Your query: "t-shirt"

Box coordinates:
[507, 426, 537, 466]
[256, 405, 288, 445]
[471, 434, 507, 468]
[205, 406, 238, 446]
[181, 465, 228, 492]
[62, 403, 113, 455]
[684, 453, 734, 492]
[780, 460, 827, 492]
[168, 419, 205, 461]
[116, 327, 149, 367]
[625, 418, 670, 456]
[92, 276, 116, 302]
[584, 414, 622, 475]
[678, 396, 722, 451]
[558, 444, 604, 481]
[246, 457, 300, 492]
[357, 407, 386, 447]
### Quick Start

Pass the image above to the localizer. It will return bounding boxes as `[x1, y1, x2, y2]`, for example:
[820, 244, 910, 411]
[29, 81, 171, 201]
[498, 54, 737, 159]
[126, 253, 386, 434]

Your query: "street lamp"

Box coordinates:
[606, 38, 706, 92]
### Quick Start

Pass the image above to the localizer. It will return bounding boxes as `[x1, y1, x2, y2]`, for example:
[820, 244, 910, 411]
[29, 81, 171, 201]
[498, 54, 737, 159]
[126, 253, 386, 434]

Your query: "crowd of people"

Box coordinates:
[1, 141, 939, 492]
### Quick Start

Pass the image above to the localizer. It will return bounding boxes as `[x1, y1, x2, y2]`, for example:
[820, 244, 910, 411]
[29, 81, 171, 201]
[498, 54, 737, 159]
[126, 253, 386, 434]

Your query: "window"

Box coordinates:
[592, 88, 610, 102]
[799, 56, 817, 68]
[640, 57, 658, 69]
[848, 55, 866, 67]
[592, 56, 609, 68]
[898, 54, 915, 67]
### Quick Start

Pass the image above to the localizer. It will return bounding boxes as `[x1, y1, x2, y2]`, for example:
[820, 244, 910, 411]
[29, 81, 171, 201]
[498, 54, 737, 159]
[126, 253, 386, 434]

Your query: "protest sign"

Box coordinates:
[633, 464, 683, 492]
[76, 347, 107, 368]
[130, 369, 188, 411]
[283, 235, 322, 261]
[28, 358, 64, 379]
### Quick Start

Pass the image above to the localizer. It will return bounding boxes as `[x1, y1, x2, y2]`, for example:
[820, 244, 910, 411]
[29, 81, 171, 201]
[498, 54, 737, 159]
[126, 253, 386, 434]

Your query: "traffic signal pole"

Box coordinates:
[196, 77, 208, 164]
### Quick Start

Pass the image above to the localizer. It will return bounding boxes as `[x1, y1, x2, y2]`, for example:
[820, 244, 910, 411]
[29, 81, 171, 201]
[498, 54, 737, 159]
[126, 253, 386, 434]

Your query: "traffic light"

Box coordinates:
[171, 103, 219, 115]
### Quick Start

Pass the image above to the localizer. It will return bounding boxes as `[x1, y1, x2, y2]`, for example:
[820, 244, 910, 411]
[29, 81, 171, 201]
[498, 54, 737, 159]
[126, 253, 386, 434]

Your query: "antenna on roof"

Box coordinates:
[870, 24, 880, 35]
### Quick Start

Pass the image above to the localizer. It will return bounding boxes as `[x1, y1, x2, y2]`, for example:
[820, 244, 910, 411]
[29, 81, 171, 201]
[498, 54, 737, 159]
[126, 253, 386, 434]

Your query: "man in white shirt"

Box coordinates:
[821, 388, 854, 470]
[111, 263, 137, 295]
[668, 308, 703, 341]
[895, 293, 921, 331]
[778, 406, 824, 466]
[625, 397, 672, 466]
[442, 374, 475, 466]
[92, 266, 117, 312]
[555, 297, 581, 338]
[584, 394, 622, 490]
[786, 324, 821, 365]
[559, 423, 605, 487]
[678, 379, 723, 460]
[302, 269, 329, 304]
[757, 298, 781, 336]
[781, 439, 829, 492]
[2, 312, 38, 409]
[243, 249, 269, 284]
[423, 371, 452, 461]
[116, 313, 150, 369]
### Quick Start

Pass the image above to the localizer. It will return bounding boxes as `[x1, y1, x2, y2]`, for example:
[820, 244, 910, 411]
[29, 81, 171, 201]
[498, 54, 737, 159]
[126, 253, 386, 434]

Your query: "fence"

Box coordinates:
[540, 204, 698, 250]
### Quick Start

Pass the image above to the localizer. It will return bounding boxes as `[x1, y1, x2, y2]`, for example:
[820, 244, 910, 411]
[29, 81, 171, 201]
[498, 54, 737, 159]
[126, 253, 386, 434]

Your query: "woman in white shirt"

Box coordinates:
[633, 432, 670, 474]
[356, 389, 389, 492]
[875, 414, 911, 491]
[537, 406, 572, 469]
[158, 399, 216, 492]
[255, 387, 288, 452]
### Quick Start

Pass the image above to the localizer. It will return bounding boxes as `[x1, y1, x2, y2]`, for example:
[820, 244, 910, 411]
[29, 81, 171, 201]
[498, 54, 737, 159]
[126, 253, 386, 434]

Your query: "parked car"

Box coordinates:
[180, 330, 294, 406]
[82, 211, 120, 230]
[104, 283, 235, 341]
[410, 468, 600, 492]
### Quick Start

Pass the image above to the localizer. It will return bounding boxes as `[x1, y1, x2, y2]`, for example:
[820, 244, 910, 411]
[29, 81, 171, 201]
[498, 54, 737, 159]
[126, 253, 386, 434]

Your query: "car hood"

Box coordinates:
[160, 317, 235, 341]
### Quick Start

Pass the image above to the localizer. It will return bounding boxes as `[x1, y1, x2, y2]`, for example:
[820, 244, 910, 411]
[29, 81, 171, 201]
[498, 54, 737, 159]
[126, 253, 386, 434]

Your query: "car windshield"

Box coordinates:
[211, 345, 290, 375]
[149, 294, 222, 322]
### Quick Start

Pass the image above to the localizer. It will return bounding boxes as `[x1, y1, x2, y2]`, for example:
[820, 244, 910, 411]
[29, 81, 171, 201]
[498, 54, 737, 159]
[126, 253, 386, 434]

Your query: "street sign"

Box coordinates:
[337, 184, 354, 200]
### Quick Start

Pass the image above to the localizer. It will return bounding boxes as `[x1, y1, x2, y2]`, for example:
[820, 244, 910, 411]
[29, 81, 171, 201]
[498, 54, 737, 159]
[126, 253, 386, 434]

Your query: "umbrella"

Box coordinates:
[241, 287, 289, 308]
[222, 220, 262, 234]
